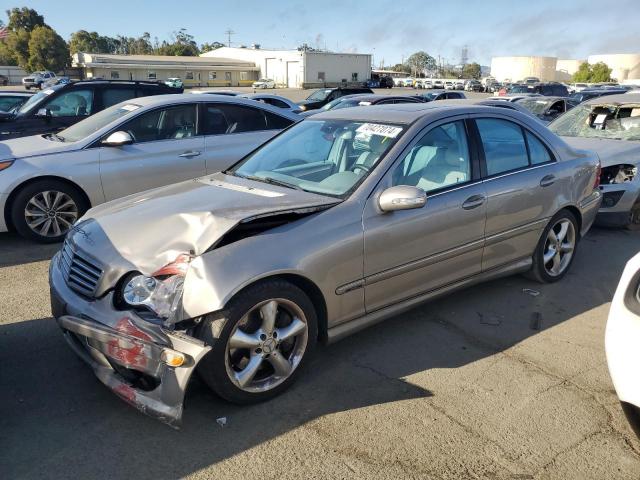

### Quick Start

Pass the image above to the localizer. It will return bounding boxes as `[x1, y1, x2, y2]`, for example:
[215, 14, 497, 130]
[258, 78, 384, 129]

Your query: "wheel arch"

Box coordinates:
[3, 175, 92, 231]
[559, 204, 583, 238]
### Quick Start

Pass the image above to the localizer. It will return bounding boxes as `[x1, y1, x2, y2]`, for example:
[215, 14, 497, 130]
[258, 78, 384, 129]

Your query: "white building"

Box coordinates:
[555, 59, 585, 82]
[587, 54, 640, 83]
[201, 46, 372, 88]
[490, 56, 558, 82]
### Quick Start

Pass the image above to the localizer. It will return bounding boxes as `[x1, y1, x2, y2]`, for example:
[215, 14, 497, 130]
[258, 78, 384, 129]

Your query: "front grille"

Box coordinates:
[59, 241, 103, 297]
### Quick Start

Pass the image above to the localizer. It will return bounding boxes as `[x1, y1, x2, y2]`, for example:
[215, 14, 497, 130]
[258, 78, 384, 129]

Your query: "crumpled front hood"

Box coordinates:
[78, 172, 340, 273]
[561, 136, 640, 167]
[0, 134, 79, 161]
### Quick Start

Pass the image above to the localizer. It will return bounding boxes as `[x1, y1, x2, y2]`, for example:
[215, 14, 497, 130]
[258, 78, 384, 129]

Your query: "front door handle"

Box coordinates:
[540, 174, 556, 187]
[179, 150, 201, 158]
[462, 194, 486, 210]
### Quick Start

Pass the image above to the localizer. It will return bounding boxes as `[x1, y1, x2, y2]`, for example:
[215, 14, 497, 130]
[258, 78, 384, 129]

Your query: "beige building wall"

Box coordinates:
[556, 59, 585, 81]
[490, 56, 557, 82]
[588, 54, 640, 82]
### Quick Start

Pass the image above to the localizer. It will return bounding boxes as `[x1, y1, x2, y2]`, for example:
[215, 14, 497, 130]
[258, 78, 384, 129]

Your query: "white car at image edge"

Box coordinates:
[606, 251, 640, 438]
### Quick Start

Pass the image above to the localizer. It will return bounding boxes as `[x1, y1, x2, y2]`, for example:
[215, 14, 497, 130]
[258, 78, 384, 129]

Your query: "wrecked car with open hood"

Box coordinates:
[50, 103, 601, 426]
[549, 93, 640, 228]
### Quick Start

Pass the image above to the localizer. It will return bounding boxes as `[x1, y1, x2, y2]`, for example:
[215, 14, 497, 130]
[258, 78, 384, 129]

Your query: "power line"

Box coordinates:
[224, 29, 235, 48]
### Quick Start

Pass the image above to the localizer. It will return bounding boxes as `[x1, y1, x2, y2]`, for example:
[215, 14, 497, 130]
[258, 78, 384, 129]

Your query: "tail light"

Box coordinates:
[594, 161, 601, 189]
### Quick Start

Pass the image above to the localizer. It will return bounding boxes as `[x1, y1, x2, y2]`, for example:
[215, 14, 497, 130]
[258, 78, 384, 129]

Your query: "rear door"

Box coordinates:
[470, 116, 564, 271]
[200, 102, 295, 173]
[98, 103, 206, 201]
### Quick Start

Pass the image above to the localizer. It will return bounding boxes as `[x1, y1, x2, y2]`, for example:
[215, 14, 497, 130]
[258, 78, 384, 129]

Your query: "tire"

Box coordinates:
[10, 179, 88, 243]
[527, 209, 579, 283]
[197, 279, 318, 404]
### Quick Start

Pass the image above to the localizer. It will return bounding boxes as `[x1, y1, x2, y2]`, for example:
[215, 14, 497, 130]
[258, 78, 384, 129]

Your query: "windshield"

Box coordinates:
[509, 85, 531, 94]
[231, 119, 405, 197]
[16, 89, 54, 116]
[423, 92, 440, 100]
[518, 98, 551, 115]
[319, 97, 347, 111]
[55, 103, 141, 142]
[307, 89, 332, 101]
[549, 104, 640, 141]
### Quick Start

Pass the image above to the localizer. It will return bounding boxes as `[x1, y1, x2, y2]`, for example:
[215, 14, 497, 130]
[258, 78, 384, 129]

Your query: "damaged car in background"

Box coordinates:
[549, 93, 640, 228]
[50, 103, 602, 426]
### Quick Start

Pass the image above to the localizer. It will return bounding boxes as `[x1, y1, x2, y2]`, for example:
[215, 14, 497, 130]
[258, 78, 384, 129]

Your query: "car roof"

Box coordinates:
[310, 102, 505, 124]
[584, 93, 640, 105]
[0, 91, 33, 97]
[518, 96, 566, 102]
[340, 94, 419, 102]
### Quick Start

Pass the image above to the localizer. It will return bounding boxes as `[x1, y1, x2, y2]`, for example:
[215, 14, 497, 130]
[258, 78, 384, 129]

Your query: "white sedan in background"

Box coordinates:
[0, 94, 299, 243]
[606, 252, 640, 438]
[252, 78, 276, 89]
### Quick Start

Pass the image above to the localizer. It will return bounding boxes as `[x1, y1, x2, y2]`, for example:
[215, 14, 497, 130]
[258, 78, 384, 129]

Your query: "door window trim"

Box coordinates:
[468, 115, 557, 180]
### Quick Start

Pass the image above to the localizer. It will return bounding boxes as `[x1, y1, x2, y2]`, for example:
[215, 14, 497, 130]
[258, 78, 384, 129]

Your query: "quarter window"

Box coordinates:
[476, 118, 529, 175]
[393, 120, 471, 192]
[121, 104, 197, 143]
[44, 89, 94, 117]
[526, 131, 553, 165]
[202, 103, 268, 135]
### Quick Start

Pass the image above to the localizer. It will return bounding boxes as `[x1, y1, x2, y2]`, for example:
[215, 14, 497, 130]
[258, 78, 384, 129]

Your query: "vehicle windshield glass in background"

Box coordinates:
[331, 99, 361, 110]
[518, 98, 550, 115]
[509, 85, 531, 94]
[549, 104, 640, 141]
[16, 90, 50, 115]
[231, 119, 405, 197]
[320, 98, 346, 111]
[56, 103, 141, 142]
[307, 89, 332, 101]
[424, 92, 439, 100]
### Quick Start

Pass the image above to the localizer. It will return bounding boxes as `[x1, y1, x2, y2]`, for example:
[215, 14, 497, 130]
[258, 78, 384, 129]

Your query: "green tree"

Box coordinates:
[391, 63, 408, 73]
[69, 30, 113, 54]
[201, 41, 224, 53]
[157, 29, 198, 56]
[572, 61, 613, 83]
[27, 25, 69, 72]
[462, 62, 481, 79]
[406, 51, 436, 76]
[6, 7, 45, 31]
[4, 28, 31, 68]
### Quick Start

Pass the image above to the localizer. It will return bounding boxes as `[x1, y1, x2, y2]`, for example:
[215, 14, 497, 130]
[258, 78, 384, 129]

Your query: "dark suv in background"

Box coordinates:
[0, 80, 182, 140]
[297, 86, 374, 111]
[508, 82, 569, 97]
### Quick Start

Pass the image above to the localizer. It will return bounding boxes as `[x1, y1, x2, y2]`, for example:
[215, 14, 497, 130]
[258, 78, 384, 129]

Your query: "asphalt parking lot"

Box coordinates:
[1, 225, 639, 479]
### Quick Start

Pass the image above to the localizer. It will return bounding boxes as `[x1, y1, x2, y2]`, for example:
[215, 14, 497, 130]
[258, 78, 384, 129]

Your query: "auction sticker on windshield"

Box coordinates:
[121, 104, 141, 112]
[43, 89, 54, 95]
[356, 123, 402, 138]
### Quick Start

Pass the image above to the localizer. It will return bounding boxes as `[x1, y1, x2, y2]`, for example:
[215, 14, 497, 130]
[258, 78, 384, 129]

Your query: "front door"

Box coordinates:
[363, 119, 487, 312]
[99, 103, 206, 201]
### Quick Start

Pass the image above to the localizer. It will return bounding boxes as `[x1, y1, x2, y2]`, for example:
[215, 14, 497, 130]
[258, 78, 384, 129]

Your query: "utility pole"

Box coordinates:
[224, 28, 235, 48]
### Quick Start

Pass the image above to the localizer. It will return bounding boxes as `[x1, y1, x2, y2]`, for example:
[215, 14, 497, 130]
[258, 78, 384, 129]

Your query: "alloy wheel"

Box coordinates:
[24, 190, 79, 238]
[542, 218, 576, 277]
[225, 298, 308, 393]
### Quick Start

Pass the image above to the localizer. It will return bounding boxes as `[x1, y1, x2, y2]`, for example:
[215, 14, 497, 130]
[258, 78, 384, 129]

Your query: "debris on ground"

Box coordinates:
[216, 417, 227, 427]
[522, 288, 540, 297]
[530, 312, 542, 331]
[479, 312, 501, 326]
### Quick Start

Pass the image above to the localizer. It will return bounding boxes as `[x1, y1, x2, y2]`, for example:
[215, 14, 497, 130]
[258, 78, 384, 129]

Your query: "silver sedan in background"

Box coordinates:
[0, 94, 299, 242]
[49, 103, 601, 426]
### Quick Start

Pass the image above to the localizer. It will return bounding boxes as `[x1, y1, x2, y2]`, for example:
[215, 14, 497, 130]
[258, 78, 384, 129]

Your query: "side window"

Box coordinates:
[263, 110, 294, 130]
[526, 131, 553, 165]
[476, 118, 529, 175]
[102, 88, 137, 109]
[44, 89, 94, 117]
[122, 104, 196, 143]
[392, 120, 471, 192]
[202, 103, 267, 135]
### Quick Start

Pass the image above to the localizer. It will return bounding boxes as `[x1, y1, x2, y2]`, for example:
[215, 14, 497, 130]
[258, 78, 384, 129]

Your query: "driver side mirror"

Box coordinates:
[378, 185, 427, 212]
[102, 131, 133, 147]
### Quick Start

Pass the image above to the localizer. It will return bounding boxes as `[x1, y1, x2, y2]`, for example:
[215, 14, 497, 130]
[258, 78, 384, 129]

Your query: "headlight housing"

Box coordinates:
[121, 254, 191, 324]
[600, 164, 637, 185]
[0, 159, 14, 172]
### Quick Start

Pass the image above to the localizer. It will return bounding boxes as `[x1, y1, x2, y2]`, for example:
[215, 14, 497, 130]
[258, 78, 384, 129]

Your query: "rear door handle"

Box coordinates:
[462, 194, 486, 210]
[179, 150, 201, 158]
[540, 174, 556, 187]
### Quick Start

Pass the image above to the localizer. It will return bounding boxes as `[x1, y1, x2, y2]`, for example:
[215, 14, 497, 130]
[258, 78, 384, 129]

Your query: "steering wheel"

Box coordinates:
[352, 164, 371, 174]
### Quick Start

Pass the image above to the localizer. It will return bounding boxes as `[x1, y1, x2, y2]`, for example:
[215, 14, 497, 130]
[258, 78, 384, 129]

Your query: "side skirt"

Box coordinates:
[326, 257, 532, 343]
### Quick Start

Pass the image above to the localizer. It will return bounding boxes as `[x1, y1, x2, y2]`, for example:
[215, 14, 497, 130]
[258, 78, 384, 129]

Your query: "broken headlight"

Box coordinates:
[600, 164, 637, 185]
[121, 254, 191, 323]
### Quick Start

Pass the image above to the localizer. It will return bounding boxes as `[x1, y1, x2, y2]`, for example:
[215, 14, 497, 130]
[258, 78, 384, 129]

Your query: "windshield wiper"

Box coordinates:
[234, 172, 302, 191]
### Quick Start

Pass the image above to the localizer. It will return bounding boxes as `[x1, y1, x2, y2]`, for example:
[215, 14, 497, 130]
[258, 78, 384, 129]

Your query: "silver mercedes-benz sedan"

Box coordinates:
[49, 103, 602, 426]
[0, 94, 298, 242]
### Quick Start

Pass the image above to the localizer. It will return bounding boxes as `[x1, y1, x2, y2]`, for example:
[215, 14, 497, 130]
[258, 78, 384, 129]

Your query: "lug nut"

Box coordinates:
[260, 333, 267, 340]
[256, 348, 262, 354]
[272, 331, 278, 338]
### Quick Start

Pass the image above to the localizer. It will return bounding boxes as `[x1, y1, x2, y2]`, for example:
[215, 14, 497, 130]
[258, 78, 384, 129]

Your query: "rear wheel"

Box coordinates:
[197, 280, 317, 404]
[10, 180, 88, 243]
[527, 210, 579, 283]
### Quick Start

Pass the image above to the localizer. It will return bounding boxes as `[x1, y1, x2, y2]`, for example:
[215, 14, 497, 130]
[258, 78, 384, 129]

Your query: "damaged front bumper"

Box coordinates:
[50, 254, 211, 428]
[596, 182, 640, 227]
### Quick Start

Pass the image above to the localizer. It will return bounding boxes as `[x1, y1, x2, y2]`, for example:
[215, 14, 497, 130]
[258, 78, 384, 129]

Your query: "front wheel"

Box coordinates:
[10, 180, 88, 243]
[197, 280, 318, 404]
[527, 210, 579, 283]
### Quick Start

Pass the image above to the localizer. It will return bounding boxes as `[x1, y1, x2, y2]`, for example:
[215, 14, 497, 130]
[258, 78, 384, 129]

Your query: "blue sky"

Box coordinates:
[9, 0, 640, 66]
